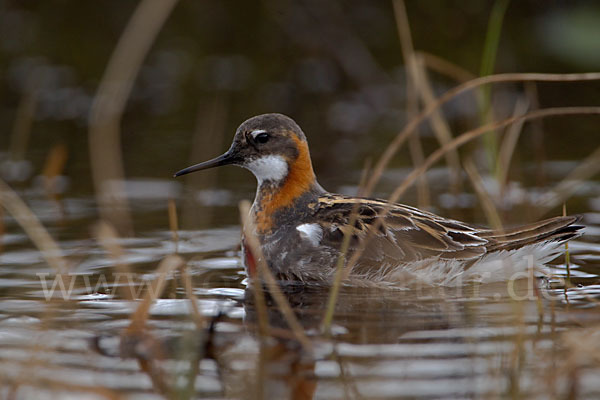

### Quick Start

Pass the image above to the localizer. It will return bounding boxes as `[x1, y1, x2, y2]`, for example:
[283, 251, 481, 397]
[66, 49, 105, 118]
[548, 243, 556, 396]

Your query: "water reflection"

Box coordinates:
[1, 1, 600, 397]
[2, 246, 600, 398]
[236, 281, 600, 399]
[0, 174, 599, 398]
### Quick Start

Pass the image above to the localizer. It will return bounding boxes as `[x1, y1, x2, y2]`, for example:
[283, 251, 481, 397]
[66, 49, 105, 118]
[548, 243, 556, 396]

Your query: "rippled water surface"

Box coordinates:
[2, 166, 600, 399]
[2, 1, 600, 399]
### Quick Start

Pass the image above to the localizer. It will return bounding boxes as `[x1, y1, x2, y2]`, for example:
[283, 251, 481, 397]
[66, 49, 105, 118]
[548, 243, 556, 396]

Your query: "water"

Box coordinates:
[1, 165, 599, 399]
[2, 1, 600, 399]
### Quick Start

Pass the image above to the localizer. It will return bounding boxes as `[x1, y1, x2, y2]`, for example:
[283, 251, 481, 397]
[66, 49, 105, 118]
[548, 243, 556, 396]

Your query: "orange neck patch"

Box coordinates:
[254, 135, 316, 233]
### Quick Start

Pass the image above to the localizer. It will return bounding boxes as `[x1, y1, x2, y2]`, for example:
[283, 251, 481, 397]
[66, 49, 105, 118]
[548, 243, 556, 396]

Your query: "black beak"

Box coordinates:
[173, 151, 237, 177]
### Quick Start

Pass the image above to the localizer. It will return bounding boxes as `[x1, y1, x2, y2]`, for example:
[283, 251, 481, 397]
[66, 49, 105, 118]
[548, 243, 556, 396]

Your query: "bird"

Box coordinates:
[174, 113, 583, 287]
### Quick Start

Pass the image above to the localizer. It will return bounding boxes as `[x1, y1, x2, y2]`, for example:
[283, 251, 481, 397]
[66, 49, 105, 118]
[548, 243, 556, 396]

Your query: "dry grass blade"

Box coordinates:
[408, 130, 431, 209]
[239, 200, 313, 352]
[415, 54, 463, 190]
[0, 204, 3, 255]
[94, 221, 135, 301]
[127, 254, 185, 333]
[393, 0, 430, 209]
[322, 160, 371, 334]
[345, 107, 600, 270]
[9, 74, 39, 162]
[408, 126, 430, 208]
[182, 264, 206, 330]
[42, 144, 69, 219]
[463, 157, 503, 231]
[89, 0, 179, 236]
[535, 144, 600, 215]
[322, 204, 359, 334]
[389, 107, 600, 202]
[239, 200, 276, 400]
[119, 256, 184, 397]
[497, 96, 529, 187]
[365, 72, 600, 195]
[0, 178, 67, 273]
[563, 204, 572, 289]
[417, 51, 476, 83]
[393, 0, 462, 193]
[524, 82, 547, 186]
[42, 144, 68, 185]
[168, 198, 179, 253]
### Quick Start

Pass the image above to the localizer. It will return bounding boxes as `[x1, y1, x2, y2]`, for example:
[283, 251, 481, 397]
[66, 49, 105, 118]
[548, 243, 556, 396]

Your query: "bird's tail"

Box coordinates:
[480, 215, 584, 252]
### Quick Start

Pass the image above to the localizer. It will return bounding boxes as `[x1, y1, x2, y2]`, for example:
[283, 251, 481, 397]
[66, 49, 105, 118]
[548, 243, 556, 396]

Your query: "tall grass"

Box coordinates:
[3, 1, 600, 398]
[0, 178, 68, 273]
[394, 0, 463, 199]
[364, 71, 600, 195]
[479, 0, 510, 173]
[388, 106, 600, 202]
[88, 0, 179, 236]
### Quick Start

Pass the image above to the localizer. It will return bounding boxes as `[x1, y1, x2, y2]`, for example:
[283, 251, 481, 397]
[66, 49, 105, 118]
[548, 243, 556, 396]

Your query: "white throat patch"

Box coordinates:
[245, 155, 288, 185]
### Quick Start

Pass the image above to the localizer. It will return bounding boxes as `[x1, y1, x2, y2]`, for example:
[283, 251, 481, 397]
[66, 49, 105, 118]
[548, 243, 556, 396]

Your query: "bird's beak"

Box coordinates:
[173, 151, 237, 177]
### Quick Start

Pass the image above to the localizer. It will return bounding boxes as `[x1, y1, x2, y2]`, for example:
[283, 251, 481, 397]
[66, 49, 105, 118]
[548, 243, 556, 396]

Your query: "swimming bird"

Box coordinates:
[174, 113, 583, 286]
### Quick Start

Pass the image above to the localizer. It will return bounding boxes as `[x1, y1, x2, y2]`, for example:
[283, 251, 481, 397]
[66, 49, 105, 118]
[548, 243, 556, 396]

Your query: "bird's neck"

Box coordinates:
[252, 180, 324, 235]
[252, 148, 322, 234]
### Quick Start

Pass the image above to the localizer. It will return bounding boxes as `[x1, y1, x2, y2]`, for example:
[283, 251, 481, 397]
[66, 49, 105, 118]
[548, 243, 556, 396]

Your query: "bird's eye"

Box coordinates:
[255, 133, 270, 144]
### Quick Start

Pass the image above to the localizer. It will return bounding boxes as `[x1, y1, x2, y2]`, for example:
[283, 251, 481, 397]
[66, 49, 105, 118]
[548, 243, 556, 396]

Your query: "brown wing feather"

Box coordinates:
[314, 194, 489, 263]
[313, 194, 583, 264]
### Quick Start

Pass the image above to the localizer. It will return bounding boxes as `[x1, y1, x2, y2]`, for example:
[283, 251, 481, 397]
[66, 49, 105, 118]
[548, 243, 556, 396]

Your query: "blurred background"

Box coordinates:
[2, 1, 600, 398]
[1, 0, 599, 232]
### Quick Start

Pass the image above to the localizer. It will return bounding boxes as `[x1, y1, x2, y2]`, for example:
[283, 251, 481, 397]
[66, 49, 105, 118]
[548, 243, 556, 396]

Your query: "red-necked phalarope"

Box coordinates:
[175, 113, 583, 286]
